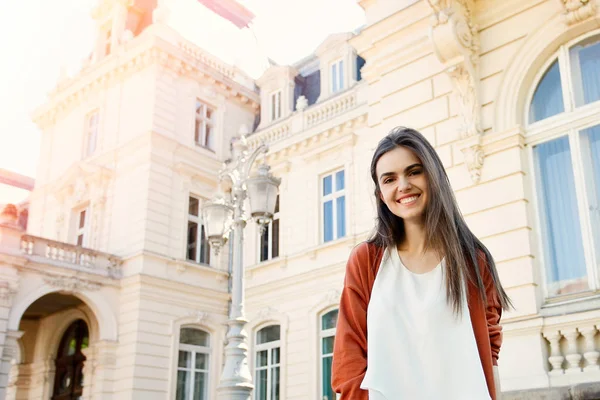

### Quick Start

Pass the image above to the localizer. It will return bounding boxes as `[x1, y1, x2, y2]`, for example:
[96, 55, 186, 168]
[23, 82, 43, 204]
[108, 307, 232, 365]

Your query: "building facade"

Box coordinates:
[0, 0, 599, 399]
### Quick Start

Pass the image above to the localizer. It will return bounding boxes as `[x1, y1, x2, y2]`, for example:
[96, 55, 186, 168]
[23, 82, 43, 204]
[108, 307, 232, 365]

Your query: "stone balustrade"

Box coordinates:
[249, 83, 366, 149]
[542, 322, 600, 378]
[20, 235, 122, 279]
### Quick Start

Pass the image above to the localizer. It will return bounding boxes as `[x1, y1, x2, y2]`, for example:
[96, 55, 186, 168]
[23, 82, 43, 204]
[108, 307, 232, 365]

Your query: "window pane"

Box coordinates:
[256, 350, 268, 367]
[322, 355, 334, 400]
[272, 219, 279, 259]
[176, 370, 190, 400]
[322, 336, 335, 355]
[195, 353, 208, 370]
[195, 120, 202, 143]
[323, 175, 332, 196]
[79, 210, 86, 229]
[189, 197, 199, 216]
[271, 347, 280, 364]
[321, 309, 338, 330]
[260, 225, 269, 262]
[570, 35, 600, 106]
[581, 125, 600, 262]
[323, 201, 333, 242]
[336, 196, 346, 239]
[193, 371, 206, 400]
[257, 325, 280, 344]
[271, 366, 280, 400]
[257, 369, 268, 400]
[335, 170, 345, 191]
[200, 225, 210, 265]
[339, 60, 345, 91]
[187, 221, 198, 261]
[180, 328, 209, 346]
[178, 350, 192, 368]
[205, 125, 213, 149]
[535, 137, 587, 296]
[331, 64, 338, 92]
[529, 60, 564, 123]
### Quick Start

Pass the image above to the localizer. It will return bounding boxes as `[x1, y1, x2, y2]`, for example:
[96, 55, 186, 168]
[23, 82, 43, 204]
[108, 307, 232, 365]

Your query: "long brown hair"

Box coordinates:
[368, 126, 512, 313]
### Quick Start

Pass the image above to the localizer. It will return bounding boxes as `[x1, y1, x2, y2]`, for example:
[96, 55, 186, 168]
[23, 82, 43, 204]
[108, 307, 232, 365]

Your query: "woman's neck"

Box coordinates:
[398, 219, 427, 256]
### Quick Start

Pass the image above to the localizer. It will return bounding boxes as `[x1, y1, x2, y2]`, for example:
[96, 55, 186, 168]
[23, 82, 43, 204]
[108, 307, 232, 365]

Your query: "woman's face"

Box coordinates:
[375, 146, 428, 223]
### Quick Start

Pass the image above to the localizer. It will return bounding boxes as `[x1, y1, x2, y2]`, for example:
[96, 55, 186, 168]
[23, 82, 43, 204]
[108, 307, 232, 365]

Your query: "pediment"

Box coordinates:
[315, 32, 354, 57]
[51, 161, 114, 203]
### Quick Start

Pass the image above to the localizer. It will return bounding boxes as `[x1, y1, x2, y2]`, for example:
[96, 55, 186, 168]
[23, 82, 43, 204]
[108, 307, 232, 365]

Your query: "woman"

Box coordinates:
[331, 127, 512, 400]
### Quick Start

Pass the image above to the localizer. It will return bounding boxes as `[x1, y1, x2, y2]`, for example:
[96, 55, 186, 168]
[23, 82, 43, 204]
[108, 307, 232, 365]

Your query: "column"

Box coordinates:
[0, 330, 23, 400]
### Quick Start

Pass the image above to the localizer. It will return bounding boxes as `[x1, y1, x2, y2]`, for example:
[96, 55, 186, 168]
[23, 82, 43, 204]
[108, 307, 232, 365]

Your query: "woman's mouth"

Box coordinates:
[397, 194, 420, 205]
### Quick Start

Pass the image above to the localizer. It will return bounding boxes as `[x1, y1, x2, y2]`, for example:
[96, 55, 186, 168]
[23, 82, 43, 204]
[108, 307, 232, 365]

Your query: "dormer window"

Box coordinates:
[330, 59, 345, 93]
[270, 90, 282, 121]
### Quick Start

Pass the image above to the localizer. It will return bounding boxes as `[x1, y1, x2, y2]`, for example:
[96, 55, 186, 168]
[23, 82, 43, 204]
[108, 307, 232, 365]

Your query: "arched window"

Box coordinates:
[528, 33, 600, 298]
[255, 325, 281, 400]
[176, 327, 210, 400]
[319, 309, 338, 400]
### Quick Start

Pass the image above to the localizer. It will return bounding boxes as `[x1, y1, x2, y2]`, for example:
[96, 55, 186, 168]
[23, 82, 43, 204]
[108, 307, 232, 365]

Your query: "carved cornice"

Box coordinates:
[428, 0, 484, 183]
[51, 162, 114, 205]
[43, 274, 102, 292]
[33, 38, 259, 130]
[559, 0, 597, 25]
[0, 281, 18, 307]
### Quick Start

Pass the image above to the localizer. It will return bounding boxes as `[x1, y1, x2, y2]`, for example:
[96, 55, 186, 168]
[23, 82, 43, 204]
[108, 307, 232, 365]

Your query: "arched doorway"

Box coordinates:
[52, 319, 89, 400]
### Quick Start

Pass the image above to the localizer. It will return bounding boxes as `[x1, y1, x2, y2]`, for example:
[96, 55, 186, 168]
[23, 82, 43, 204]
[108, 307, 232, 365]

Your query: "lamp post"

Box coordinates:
[202, 131, 280, 400]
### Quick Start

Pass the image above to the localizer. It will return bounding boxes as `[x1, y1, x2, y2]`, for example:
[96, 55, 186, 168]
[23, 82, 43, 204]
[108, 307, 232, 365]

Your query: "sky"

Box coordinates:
[0, 0, 365, 204]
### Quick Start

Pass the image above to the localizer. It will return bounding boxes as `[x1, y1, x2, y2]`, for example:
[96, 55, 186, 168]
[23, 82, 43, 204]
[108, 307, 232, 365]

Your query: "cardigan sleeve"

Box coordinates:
[331, 244, 370, 400]
[479, 251, 503, 365]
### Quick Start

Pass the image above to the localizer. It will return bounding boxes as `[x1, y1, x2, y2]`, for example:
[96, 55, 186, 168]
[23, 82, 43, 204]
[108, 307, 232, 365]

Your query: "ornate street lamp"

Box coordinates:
[202, 130, 280, 400]
[200, 195, 233, 253]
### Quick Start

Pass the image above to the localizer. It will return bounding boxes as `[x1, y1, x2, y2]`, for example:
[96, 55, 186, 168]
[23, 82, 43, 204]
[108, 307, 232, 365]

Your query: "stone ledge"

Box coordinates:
[503, 382, 600, 400]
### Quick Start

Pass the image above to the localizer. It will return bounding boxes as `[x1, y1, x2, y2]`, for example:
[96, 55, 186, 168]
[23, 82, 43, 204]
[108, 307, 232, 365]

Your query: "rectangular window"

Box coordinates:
[194, 100, 215, 150]
[86, 111, 99, 157]
[534, 125, 600, 297]
[322, 170, 346, 243]
[270, 91, 282, 122]
[259, 195, 280, 262]
[330, 59, 345, 93]
[187, 196, 210, 265]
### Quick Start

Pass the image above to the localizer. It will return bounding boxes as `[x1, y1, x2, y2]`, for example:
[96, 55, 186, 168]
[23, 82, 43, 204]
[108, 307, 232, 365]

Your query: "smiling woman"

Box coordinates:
[332, 127, 512, 400]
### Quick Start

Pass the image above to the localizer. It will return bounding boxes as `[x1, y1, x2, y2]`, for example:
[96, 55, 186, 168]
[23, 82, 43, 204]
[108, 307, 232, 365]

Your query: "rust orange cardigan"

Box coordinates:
[332, 242, 503, 400]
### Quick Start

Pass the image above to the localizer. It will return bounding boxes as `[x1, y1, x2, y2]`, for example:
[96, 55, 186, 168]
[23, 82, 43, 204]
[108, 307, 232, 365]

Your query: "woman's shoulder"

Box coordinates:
[347, 241, 385, 274]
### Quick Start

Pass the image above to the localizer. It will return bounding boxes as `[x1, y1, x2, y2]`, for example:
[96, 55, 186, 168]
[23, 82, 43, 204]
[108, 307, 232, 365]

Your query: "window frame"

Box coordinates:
[320, 169, 347, 243]
[258, 195, 280, 263]
[525, 30, 600, 300]
[330, 59, 345, 94]
[176, 327, 211, 400]
[186, 195, 211, 266]
[194, 99, 216, 151]
[270, 90, 282, 122]
[254, 325, 281, 400]
[319, 308, 338, 400]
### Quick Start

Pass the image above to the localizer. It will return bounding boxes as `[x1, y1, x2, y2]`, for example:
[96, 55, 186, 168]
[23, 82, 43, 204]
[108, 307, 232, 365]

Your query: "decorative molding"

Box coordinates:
[558, 0, 597, 25]
[186, 310, 210, 325]
[43, 274, 102, 292]
[33, 38, 259, 130]
[428, 0, 484, 183]
[0, 281, 18, 307]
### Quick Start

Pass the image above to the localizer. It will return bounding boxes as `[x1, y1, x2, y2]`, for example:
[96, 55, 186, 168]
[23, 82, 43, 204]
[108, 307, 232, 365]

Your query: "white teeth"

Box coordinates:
[399, 195, 419, 204]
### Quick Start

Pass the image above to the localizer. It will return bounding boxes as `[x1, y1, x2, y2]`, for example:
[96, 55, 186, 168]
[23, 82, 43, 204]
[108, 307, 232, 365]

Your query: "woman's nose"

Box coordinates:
[397, 177, 411, 192]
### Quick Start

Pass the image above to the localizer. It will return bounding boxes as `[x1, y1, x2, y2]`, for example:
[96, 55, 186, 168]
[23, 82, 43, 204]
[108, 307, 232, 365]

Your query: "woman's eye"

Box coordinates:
[409, 169, 422, 176]
[384, 178, 394, 184]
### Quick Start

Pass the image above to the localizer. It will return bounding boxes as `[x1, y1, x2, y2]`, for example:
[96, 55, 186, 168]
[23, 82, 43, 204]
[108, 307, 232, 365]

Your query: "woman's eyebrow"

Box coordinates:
[404, 163, 423, 172]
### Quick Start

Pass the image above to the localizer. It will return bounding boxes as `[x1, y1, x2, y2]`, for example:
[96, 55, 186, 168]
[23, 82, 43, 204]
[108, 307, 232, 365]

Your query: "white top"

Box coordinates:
[360, 248, 490, 400]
